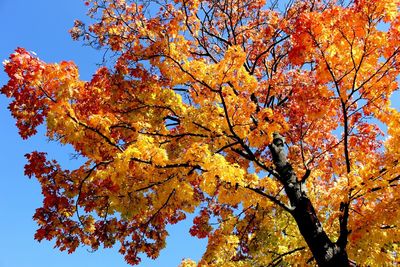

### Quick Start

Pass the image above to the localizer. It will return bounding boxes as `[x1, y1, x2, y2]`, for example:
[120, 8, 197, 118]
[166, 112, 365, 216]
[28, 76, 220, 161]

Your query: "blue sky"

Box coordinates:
[0, 1, 205, 266]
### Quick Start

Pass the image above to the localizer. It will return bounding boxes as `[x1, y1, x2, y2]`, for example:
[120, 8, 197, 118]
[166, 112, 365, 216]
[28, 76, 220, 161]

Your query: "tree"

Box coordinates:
[2, 0, 400, 265]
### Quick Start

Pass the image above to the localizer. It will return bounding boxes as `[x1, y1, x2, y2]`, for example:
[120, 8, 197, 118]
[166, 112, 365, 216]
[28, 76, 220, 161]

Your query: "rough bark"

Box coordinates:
[269, 133, 353, 267]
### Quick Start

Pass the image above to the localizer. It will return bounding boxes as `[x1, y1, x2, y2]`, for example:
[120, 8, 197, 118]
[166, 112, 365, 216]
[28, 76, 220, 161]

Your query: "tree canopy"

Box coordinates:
[2, 0, 400, 266]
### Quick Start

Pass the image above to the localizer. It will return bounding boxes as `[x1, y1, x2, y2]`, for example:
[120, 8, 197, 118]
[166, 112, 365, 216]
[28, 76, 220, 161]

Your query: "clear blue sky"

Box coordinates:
[0, 1, 205, 266]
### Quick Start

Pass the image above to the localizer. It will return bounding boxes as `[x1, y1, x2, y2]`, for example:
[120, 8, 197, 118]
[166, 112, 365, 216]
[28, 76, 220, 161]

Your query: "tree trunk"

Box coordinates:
[269, 133, 353, 267]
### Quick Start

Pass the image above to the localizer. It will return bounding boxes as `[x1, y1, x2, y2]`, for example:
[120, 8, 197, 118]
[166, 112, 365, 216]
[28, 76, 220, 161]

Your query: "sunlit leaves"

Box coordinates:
[2, 0, 400, 265]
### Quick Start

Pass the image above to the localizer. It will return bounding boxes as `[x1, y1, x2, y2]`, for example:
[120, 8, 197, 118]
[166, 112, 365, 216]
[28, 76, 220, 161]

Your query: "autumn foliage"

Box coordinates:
[2, 0, 400, 265]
